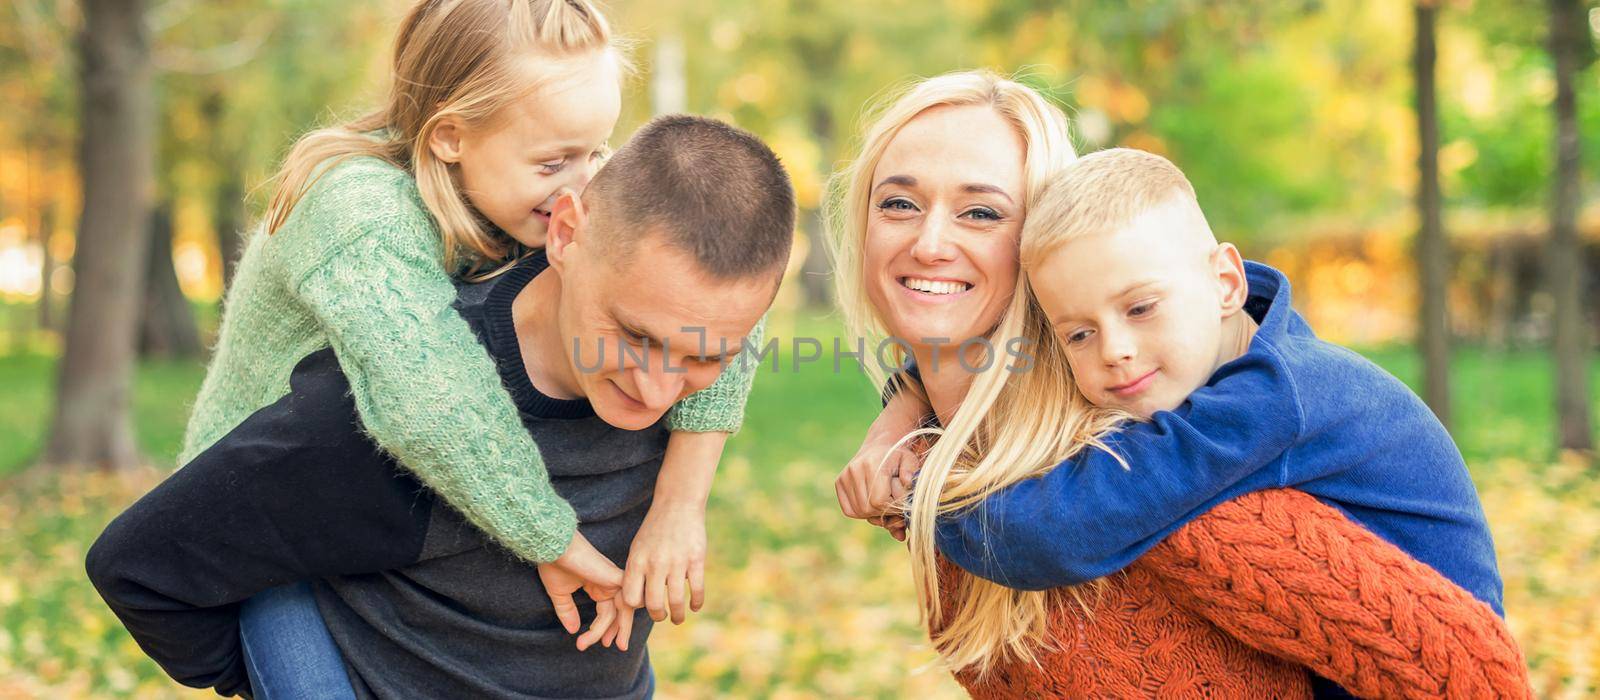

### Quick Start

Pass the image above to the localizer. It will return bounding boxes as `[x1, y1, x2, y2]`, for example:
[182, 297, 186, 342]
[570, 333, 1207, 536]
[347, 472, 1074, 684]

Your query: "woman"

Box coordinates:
[826, 70, 1530, 698]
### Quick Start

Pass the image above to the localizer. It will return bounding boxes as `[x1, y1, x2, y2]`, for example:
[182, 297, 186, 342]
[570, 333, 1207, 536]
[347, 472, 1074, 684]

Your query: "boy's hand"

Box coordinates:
[537, 531, 624, 649]
[622, 503, 706, 624]
[837, 390, 929, 520]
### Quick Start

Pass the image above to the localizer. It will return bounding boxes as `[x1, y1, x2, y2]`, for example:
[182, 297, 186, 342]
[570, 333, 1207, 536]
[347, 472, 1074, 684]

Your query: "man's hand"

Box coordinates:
[837, 391, 929, 520]
[537, 531, 624, 650]
[622, 503, 706, 625]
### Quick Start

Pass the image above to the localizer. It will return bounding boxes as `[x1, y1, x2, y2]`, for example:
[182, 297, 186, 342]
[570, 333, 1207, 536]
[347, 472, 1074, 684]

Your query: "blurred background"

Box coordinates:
[2, 0, 1598, 697]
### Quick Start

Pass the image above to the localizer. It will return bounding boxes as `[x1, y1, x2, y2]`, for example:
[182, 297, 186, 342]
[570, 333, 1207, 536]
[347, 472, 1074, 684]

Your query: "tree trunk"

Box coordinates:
[1414, 1, 1451, 430]
[44, 0, 155, 471]
[215, 174, 246, 292]
[798, 101, 835, 308]
[1546, 0, 1593, 452]
[202, 89, 246, 292]
[139, 202, 201, 359]
[38, 203, 55, 334]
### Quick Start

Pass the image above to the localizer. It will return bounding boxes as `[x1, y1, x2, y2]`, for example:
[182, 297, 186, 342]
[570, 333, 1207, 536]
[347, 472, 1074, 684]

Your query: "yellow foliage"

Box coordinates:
[2, 450, 1595, 697]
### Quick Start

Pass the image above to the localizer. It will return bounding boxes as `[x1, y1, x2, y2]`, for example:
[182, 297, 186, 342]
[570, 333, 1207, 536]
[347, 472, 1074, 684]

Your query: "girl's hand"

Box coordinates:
[598, 595, 638, 652]
[622, 503, 707, 625]
[537, 531, 624, 647]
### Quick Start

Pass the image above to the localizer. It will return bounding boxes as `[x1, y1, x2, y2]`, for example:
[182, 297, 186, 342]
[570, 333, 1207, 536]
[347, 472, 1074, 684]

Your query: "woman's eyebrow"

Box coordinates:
[874, 174, 917, 191]
[962, 183, 1014, 204]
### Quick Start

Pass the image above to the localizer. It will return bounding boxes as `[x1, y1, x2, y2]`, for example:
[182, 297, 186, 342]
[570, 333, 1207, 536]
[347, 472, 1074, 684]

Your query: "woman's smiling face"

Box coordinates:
[863, 104, 1026, 351]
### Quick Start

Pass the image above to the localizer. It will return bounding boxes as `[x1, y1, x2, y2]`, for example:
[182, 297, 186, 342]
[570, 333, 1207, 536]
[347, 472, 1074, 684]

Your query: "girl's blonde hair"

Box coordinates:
[264, 0, 620, 270]
[823, 70, 1130, 677]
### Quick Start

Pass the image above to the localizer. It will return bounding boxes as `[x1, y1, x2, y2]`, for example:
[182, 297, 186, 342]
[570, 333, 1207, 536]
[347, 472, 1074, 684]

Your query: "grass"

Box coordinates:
[1, 312, 1597, 697]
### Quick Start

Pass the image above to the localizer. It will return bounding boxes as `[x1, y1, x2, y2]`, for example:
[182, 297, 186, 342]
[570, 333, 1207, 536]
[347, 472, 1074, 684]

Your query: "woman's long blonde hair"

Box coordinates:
[264, 0, 618, 270]
[824, 70, 1131, 677]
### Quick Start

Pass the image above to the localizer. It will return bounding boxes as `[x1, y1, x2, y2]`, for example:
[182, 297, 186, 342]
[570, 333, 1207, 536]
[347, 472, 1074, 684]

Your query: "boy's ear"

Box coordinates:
[1212, 242, 1250, 318]
[545, 191, 587, 273]
[427, 117, 466, 164]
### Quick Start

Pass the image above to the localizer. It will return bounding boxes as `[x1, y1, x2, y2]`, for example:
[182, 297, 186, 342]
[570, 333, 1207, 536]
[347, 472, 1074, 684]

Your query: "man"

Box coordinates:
[86, 115, 795, 699]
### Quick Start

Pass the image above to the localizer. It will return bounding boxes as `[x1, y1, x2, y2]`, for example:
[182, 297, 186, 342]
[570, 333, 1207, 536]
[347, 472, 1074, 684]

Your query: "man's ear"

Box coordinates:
[427, 117, 467, 164]
[1212, 242, 1250, 318]
[545, 191, 588, 273]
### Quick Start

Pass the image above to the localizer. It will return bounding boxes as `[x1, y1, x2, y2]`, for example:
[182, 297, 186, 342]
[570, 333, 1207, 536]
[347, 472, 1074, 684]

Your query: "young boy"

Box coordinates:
[849, 147, 1504, 695]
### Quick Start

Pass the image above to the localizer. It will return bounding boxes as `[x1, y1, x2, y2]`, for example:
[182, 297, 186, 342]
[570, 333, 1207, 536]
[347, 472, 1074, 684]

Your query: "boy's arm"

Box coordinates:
[664, 316, 766, 434]
[85, 350, 434, 697]
[288, 217, 578, 565]
[1141, 488, 1532, 699]
[933, 346, 1303, 589]
[622, 430, 726, 625]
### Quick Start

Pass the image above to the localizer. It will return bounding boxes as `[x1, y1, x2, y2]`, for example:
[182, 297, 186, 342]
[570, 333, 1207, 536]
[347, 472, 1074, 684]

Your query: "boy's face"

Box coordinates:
[549, 202, 776, 431]
[1030, 199, 1234, 419]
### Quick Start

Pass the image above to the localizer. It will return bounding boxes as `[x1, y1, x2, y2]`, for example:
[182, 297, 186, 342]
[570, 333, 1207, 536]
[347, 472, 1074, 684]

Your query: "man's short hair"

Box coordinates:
[1027, 147, 1204, 251]
[586, 114, 796, 280]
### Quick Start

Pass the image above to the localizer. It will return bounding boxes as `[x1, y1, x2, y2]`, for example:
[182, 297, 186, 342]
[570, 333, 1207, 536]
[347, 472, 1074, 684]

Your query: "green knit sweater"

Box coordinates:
[180, 156, 761, 563]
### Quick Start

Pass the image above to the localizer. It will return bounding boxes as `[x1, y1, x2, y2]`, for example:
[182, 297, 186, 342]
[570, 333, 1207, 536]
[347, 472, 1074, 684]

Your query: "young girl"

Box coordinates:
[185, 0, 751, 635]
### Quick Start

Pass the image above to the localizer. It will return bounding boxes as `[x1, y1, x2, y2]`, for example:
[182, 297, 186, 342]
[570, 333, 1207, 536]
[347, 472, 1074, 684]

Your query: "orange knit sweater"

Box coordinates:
[940, 488, 1532, 699]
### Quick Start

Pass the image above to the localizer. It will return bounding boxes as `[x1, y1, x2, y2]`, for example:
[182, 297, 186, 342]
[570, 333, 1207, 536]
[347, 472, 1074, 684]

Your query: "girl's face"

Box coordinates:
[443, 50, 622, 248]
[862, 104, 1026, 354]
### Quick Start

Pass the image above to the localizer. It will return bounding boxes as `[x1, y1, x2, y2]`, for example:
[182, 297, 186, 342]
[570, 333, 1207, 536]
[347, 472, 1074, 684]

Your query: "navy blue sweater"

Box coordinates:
[935, 262, 1504, 617]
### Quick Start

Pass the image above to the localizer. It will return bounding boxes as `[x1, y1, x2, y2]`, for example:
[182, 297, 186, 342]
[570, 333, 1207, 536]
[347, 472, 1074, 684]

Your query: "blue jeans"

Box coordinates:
[239, 582, 357, 700]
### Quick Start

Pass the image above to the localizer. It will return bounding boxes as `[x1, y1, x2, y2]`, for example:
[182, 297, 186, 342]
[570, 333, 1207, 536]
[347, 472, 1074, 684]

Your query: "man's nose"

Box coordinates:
[630, 363, 687, 412]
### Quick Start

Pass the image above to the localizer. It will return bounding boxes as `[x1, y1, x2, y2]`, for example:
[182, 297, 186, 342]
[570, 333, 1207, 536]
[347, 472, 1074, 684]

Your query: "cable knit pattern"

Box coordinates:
[946, 488, 1531, 699]
[180, 156, 757, 564]
[1142, 489, 1531, 699]
[937, 558, 1312, 698]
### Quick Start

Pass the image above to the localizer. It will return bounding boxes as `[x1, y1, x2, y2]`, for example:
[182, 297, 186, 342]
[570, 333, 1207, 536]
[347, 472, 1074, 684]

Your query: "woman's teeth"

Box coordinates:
[901, 277, 971, 295]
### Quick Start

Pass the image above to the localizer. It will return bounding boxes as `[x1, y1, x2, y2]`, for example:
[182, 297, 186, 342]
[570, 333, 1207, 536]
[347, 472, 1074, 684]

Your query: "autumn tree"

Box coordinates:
[45, 0, 155, 470]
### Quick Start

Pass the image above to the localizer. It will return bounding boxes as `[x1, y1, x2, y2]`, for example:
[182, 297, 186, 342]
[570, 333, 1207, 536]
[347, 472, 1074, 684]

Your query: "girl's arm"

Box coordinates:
[1139, 488, 1531, 699]
[619, 319, 760, 622]
[622, 430, 725, 625]
[285, 210, 576, 564]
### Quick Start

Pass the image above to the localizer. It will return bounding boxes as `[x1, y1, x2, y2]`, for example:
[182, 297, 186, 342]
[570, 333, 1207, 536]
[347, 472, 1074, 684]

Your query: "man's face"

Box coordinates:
[1030, 200, 1227, 419]
[553, 229, 776, 431]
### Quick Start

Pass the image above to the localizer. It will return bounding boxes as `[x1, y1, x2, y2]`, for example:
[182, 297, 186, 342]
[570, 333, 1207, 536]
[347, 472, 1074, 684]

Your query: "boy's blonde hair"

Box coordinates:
[264, 0, 624, 270]
[1022, 147, 1209, 268]
[824, 70, 1131, 677]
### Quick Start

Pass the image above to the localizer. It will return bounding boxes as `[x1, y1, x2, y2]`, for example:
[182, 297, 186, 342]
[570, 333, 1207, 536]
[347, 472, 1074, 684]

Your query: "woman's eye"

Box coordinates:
[962, 207, 1002, 221]
[1066, 329, 1092, 344]
[539, 158, 568, 174]
[877, 197, 917, 212]
[1129, 301, 1158, 318]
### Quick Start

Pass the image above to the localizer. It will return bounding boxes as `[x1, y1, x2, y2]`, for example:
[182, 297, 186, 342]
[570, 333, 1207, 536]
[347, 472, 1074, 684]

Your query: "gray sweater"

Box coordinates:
[88, 252, 667, 698]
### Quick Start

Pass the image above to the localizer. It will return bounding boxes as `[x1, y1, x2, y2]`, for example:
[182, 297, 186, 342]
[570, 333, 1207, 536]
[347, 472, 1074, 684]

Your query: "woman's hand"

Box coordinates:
[836, 391, 929, 521]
